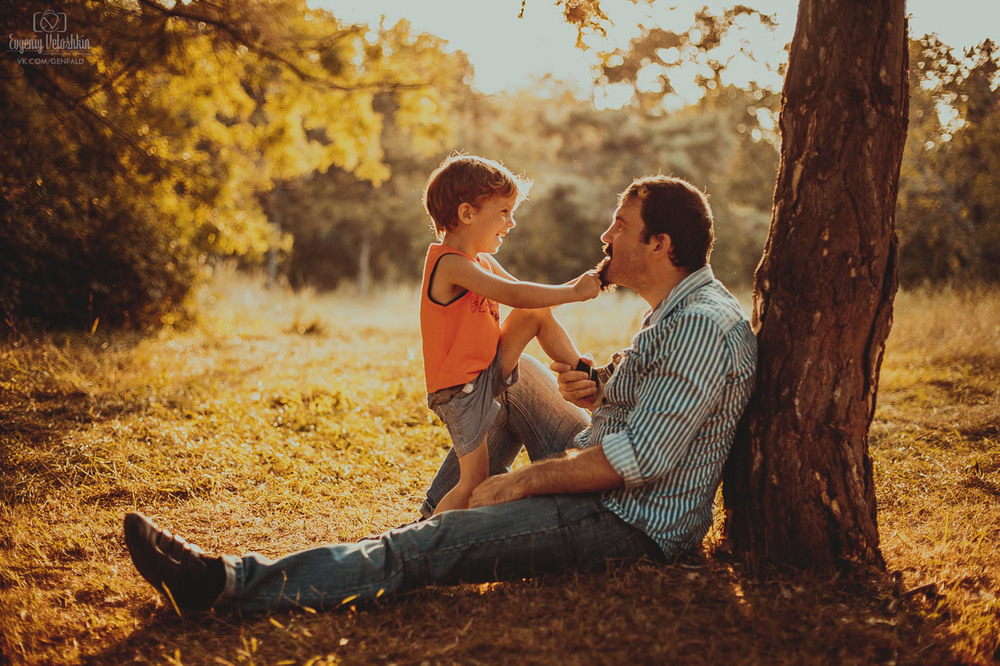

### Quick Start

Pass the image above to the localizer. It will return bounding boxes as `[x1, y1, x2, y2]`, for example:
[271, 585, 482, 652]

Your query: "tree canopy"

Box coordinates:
[1, 0, 460, 329]
[3, 1, 999, 332]
[896, 37, 1000, 285]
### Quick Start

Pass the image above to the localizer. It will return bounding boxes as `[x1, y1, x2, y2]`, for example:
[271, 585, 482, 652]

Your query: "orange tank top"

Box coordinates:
[420, 243, 501, 393]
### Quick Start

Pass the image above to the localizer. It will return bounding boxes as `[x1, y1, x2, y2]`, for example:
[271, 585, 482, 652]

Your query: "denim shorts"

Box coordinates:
[427, 344, 519, 457]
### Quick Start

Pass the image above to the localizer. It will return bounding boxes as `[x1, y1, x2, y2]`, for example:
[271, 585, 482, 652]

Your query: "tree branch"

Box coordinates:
[135, 0, 431, 93]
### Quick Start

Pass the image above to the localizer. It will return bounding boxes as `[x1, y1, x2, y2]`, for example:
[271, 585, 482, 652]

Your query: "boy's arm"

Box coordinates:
[488, 255, 600, 290]
[437, 254, 599, 309]
[483, 255, 519, 282]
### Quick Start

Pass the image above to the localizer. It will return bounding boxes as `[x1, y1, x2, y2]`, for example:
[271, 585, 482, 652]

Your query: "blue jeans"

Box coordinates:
[219, 356, 664, 612]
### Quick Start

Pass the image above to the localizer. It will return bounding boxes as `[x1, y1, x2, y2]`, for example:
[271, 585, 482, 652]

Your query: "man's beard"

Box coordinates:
[595, 244, 615, 292]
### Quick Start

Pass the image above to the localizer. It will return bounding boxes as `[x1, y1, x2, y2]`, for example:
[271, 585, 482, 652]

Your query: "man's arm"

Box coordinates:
[601, 314, 728, 488]
[467, 445, 622, 508]
[471, 313, 731, 509]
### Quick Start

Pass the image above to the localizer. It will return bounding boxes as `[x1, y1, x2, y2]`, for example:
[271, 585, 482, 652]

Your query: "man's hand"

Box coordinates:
[551, 355, 598, 408]
[468, 470, 528, 508]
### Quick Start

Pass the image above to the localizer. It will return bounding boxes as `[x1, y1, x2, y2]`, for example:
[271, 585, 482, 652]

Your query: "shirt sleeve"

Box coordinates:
[601, 313, 729, 488]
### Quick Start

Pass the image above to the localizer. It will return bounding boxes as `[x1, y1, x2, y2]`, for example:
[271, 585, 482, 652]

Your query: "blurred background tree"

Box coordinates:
[3, 1, 998, 332]
[272, 21, 469, 295]
[1, 0, 453, 329]
[896, 36, 1000, 285]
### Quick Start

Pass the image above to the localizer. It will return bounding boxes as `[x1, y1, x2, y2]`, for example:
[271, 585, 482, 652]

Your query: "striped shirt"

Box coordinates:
[576, 265, 758, 557]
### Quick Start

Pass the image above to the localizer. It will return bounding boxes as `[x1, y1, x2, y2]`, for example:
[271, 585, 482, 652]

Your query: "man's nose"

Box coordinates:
[600, 225, 613, 244]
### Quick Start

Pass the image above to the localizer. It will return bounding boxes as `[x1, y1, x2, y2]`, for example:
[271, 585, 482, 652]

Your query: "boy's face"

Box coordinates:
[461, 193, 518, 254]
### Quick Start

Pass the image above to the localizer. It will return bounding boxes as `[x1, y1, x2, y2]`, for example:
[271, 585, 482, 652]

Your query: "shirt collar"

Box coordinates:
[643, 264, 715, 328]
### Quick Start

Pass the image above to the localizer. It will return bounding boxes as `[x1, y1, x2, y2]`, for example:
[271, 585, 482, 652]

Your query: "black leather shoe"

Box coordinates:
[124, 512, 225, 612]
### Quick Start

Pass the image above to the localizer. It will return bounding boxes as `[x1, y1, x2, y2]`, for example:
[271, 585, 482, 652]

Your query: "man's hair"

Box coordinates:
[423, 154, 531, 239]
[620, 175, 714, 271]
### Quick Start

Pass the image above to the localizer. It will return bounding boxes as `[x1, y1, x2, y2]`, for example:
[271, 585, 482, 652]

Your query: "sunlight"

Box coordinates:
[3, 1, 1000, 662]
[311, 0, 997, 109]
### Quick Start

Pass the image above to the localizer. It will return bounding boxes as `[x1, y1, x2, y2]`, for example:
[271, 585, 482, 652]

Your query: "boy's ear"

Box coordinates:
[457, 202, 475, 224]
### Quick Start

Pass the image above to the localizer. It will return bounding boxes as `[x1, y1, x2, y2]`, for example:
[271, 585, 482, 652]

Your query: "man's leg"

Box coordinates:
[221, 495, 663, 613]
[419, 355, 589, 517]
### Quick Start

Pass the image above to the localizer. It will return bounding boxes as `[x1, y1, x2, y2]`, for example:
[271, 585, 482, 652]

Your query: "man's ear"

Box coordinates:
[457, 202, 475, 224]
[647, 232, 673, 259]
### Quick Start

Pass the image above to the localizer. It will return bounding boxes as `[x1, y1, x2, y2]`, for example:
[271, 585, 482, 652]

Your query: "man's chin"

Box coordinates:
[595, 255, 617, 292]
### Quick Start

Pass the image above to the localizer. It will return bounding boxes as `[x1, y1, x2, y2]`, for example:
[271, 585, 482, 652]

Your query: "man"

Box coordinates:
[124, 176, 758, 614]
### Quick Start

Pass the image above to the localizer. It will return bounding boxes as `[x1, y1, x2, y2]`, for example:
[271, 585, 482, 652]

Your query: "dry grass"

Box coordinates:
[0, 270, 997, 664]
[871, 286, 1000, 663]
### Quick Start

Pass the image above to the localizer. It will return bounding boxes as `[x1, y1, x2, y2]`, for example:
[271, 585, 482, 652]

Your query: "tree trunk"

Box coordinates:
[357, 225, 372, 297]
[265, 189, 282, 289]
[722, 0, 909, 572]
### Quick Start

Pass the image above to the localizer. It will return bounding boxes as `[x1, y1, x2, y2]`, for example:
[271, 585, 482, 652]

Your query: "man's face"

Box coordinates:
[600, 197, 647, 289]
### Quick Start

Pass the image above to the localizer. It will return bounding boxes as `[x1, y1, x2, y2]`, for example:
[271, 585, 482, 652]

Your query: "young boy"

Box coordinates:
[421, 154, 601, 514]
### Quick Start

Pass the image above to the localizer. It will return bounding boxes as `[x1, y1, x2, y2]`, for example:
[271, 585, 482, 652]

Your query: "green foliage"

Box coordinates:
[464, 83, 778, 287]
[270, 1, 785, 292]
[23, 2, 1000, 326]
[1, 1, 449, 329]
[596, 5, 782, 114]
[2, 0, 783, 324]
[1, 66, 196, 329]
[277, 24, 469, 291]
[279, 74, 779, 292]
[897, 37, 1000, 285]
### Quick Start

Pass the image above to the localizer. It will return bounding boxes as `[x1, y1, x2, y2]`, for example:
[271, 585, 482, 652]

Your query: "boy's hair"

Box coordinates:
[620, 175, 715, 272]
[423, 154, 531, 239]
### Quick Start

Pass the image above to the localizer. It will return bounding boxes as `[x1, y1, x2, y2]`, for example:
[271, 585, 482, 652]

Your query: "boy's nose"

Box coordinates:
[508, 216, 517, 230]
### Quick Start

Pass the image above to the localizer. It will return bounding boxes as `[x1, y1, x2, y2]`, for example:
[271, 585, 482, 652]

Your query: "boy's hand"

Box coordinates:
[551, 356, 598, 408]
[571, 270, 602, 301]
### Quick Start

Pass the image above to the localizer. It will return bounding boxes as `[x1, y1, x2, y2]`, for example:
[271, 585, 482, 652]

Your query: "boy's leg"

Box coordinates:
[499, 308, 581, 377]
[432, 436, 488, 515]
[420, 355, 588, 517]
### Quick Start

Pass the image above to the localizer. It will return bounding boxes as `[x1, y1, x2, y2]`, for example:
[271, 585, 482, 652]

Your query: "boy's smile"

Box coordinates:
[456, 193, 518, 255]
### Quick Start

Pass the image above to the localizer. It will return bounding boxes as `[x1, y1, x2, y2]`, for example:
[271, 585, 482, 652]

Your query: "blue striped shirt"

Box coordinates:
[576, 265, 757, 557]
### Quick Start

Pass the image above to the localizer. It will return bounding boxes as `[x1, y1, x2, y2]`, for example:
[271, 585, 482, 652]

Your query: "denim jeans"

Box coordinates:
[219, 356, 665, 613]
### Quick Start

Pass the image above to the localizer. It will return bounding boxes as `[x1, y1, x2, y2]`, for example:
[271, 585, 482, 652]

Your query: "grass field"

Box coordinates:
[1, 268, 998, 665]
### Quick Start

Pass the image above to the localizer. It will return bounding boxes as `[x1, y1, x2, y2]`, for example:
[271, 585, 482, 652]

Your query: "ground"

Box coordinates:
[1, 269, 997, 664]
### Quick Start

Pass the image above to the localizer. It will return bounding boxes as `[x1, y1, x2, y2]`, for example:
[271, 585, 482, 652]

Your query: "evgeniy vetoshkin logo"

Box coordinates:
[33, 10, 68, 33]
[9, 10, 91, 64]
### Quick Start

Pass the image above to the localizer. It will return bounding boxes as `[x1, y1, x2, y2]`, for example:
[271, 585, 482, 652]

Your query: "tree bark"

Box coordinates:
[723, 0, 909, 572]
[357, 225, 372, 297]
